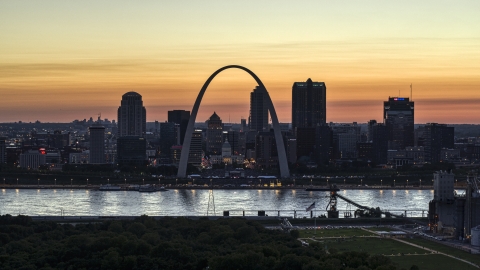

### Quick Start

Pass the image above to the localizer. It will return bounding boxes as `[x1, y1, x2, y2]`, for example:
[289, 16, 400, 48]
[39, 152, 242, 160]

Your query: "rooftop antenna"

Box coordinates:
[410, 83, 413, 100]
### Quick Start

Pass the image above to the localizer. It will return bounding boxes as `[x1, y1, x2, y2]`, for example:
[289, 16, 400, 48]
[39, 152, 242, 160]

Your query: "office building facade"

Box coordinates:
[117, 92, 146, 137]
[292, 78, 326, 130]
[249, 86, 269, 131]
[206, 112, 223, 155]
[117, 136, 146, 165]
[168, 110, 190, 145]
[89, 125, 105, 164]
[423, 123, 455, 164]
[384, 97, 414, 150]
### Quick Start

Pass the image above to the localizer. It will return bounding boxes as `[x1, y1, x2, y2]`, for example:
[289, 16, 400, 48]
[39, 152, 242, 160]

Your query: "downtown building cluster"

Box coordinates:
[1, 80, 480, 175]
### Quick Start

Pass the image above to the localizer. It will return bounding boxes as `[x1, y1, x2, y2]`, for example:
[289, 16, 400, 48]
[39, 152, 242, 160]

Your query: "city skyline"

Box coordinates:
[1, 1, 480, 124]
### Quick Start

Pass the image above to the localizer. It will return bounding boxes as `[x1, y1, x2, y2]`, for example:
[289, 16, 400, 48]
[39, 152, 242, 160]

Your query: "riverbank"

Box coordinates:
[0, 184, 439, 190]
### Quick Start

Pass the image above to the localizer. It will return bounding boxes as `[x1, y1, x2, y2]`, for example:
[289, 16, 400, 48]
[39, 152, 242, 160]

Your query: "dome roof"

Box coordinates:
[122, 91, 142, 98]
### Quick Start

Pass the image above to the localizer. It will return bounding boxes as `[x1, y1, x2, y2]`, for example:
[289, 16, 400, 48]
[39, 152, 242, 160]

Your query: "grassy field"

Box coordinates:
[299, 228, 375, 238]
[300, 229, 480, 270]
[390, 254, 479, 270]
[402, 238, 480, 266]
[317, 237, 425, 255]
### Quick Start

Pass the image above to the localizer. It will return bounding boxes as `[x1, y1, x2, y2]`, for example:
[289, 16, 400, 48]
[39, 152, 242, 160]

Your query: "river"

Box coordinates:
[0, 188, 446, 218]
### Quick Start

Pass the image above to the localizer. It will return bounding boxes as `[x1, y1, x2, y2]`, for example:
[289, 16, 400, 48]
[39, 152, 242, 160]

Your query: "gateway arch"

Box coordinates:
[177, 65, 290, 178]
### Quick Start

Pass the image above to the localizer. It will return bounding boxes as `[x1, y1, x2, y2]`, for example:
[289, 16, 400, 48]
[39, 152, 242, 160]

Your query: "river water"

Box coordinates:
[0, 188, 441, 218]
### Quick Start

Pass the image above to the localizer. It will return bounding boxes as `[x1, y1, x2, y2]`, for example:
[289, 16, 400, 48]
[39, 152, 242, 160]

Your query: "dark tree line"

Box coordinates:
[0, 215, 411, 270]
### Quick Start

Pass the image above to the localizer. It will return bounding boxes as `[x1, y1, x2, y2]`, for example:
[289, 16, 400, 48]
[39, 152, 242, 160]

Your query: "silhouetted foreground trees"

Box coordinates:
[0, 215, 404, 270]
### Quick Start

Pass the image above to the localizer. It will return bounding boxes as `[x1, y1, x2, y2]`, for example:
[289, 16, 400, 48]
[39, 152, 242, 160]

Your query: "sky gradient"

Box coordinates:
[1, 1, 480, 124]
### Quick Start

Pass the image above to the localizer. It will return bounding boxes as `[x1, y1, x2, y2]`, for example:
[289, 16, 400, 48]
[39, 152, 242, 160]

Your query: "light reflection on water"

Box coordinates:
[0, 189, 444, 217]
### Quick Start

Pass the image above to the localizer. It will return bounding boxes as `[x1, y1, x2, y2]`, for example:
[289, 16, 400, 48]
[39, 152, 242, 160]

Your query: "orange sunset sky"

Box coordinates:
[1, 1, 480, 124]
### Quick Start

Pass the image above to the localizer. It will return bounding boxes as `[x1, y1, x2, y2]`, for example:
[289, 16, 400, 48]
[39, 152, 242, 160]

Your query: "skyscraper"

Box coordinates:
[117, 92, 146, 137]
[89, 124, 105, 164]
[249, 86, 268, 131]
[0, 137, 6, 164]
[168, 110, 190, 145]
[423, 123, 454, 163]
[160, 122, 176, 162]
[384, 97, 414, 150]
[292, 78, 326, 129]
[206, 112, 223, 155]
[188, 129, 203, 166]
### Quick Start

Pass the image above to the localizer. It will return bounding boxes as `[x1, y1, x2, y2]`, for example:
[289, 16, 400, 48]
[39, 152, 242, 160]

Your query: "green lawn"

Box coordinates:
[300, 229, 480, 270]
[403, 238, 480, 266]
[390, 254, 479, 270]
[368, 226, 397, 232]
[299, 228, 375, 238]
[317, 237, 425, 255]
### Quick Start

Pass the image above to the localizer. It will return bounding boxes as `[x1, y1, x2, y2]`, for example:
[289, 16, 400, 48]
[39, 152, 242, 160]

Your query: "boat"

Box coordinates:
[157, 186, 169, 192]
[138, 184, 156, 192]
[99, 184, 122, 191]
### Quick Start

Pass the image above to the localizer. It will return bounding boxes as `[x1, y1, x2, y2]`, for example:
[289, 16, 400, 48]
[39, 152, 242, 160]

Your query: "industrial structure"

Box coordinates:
[429, 170, 480, 241]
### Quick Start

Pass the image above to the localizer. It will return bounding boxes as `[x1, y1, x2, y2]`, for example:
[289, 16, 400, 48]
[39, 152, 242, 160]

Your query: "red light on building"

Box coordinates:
[39, 148, 46, 155]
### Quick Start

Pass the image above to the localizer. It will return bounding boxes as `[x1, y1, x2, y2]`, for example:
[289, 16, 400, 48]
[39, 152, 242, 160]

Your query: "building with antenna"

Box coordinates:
[384, 97, 414, 150]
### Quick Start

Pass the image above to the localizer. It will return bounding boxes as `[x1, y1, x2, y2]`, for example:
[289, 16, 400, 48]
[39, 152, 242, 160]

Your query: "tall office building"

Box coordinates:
[384, 97, 414, 150]
[249, 86, 268, 131]
[315, 124, 333, 165]
[255, 130, 278, 169]
[371, 123, 388, 165]
[292, 78, 326, 129]
[188, 129, 203, 166]
[206, 112, 223, 155]
[89, 124, 105, 164]
[117, 92, 146, 137]
[168, 110, 190, 145]
[160, 122, 176, 161]
[0, 137, 6, 164]
[292, 79, 326, 163]
[423, 123, 454, 164]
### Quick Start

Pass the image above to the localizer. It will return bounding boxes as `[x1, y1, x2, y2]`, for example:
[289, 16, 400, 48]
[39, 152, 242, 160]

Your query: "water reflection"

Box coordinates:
[0, 189, 435, 217]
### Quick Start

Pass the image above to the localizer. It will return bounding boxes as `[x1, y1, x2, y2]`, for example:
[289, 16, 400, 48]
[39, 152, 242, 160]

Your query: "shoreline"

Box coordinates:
[0, 184, 439, 191]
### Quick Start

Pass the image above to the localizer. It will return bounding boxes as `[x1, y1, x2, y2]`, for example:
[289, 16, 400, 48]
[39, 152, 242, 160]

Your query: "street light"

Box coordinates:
[87, 178, 89, 186]
[3, 178, 5, 185]
[107, 178, 110, 184]
[37, 178, 40, 186]
[327, 179, 329, 187]
[294, 179, 296, 186]
[394, 179, 396, 187]
[70, 178, 73, 187]
[17, 178, 18, 185]
[407, 179, 409, 187]
[381, 179, 383, 187]
[420, 179, 422, 188]
[176, 178, 178, 186]
[344, 178, 346, 186]
[361, 179, 363, 186]
[310, 179, 312, 186]
[54, 178, 56, 186]
[142, 178, 144, 185]
[124, 178, 126, 186]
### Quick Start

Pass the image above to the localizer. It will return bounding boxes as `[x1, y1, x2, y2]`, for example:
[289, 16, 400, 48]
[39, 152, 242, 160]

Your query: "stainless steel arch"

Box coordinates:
[177, 65, 290, 178]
